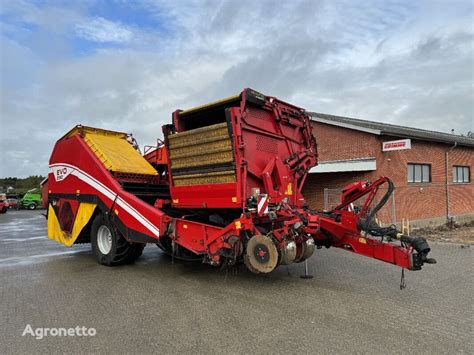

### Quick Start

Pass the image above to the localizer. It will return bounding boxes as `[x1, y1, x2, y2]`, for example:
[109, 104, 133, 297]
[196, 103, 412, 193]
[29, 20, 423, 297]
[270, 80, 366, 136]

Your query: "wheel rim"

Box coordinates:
[97, 225, 113, 255]
[253, 244, 270, 263]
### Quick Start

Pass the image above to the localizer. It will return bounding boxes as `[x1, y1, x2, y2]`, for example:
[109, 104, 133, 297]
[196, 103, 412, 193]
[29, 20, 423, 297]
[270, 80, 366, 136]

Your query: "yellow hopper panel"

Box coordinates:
[65, 126, 157, 175]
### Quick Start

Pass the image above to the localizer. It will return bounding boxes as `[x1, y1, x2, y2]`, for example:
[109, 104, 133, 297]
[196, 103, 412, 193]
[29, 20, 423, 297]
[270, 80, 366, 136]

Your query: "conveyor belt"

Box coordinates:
[168, 122, 236, 186]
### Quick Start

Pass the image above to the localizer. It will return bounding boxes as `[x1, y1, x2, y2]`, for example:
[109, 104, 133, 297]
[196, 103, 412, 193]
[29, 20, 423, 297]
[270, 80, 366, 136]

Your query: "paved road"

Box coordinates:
[0, 210, 472, 354]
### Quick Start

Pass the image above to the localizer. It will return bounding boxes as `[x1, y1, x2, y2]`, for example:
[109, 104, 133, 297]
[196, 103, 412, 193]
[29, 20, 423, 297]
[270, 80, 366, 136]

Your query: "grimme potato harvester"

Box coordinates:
[46, 89, 435, 274]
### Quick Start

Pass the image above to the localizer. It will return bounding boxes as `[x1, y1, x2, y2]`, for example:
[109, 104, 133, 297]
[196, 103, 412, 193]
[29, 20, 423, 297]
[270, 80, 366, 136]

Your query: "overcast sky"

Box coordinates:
[0, 0, 473, 177]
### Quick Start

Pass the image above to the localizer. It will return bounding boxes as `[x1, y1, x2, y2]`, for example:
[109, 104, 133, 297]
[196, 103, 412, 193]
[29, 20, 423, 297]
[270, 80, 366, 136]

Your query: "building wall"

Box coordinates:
[302, 121, 474, 226]
[314, 123, 378, 161]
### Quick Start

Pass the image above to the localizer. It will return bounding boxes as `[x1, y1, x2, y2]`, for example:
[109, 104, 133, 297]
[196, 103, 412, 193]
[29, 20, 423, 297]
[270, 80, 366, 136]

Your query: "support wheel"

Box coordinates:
[243, 234, 279, 274]
[91, 214, 144, 266]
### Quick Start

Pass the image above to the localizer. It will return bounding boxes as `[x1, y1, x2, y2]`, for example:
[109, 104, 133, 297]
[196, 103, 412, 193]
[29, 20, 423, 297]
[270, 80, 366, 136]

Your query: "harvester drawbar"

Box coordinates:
[46, 89, 436, 275]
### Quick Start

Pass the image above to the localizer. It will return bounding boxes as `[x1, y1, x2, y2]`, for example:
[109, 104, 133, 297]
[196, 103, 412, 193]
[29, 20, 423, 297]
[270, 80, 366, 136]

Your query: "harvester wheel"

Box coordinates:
[91, 214, 144, 266]
[294, 238, 316, 263]
[28, 203, 37, 210]
[243, 234, 279, 274]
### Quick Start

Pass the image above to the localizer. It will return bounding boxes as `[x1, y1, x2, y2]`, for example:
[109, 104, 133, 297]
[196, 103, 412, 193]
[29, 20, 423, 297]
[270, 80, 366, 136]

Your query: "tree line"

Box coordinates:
[0, 175, 46, 194]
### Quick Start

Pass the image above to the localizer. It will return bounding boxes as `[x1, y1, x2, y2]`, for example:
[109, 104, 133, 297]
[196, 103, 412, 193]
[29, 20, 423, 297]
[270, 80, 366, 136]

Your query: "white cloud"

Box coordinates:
[0, 0, 473, 177]
[74, 17, 133, 43]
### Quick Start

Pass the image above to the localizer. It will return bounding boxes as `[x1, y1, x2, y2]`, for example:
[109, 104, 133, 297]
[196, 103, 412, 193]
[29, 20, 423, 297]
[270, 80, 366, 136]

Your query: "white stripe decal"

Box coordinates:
[257, 195, 268, 215]
[49, 163, 160, 237]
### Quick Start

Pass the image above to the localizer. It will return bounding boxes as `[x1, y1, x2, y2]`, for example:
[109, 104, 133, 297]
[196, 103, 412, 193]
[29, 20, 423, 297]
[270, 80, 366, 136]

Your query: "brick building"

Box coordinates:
[302, 113, 474, 228]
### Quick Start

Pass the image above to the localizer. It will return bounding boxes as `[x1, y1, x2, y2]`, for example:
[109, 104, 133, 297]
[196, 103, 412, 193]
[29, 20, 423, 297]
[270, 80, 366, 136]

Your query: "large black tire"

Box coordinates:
[0, 207, 7, 214]
[91, 214, 145, 266]
[28, 203, 37, 210]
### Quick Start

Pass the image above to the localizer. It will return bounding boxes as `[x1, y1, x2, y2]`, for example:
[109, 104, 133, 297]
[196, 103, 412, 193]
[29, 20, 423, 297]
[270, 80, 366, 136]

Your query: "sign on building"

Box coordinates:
[382, 139, 411, 152]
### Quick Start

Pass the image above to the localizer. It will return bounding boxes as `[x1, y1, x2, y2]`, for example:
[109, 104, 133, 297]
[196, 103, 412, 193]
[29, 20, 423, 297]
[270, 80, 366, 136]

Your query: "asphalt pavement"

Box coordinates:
[0, 210, 472, 354]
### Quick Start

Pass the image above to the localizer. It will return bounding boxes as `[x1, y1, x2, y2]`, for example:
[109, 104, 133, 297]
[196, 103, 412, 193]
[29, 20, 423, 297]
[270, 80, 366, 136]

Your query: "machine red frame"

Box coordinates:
[0, 194, 8, 213]
[46, 88, 434, 274]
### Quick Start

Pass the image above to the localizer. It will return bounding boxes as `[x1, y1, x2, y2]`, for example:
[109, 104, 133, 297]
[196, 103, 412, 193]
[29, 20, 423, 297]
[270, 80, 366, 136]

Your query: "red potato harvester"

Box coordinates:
[45, 89, 436, 275]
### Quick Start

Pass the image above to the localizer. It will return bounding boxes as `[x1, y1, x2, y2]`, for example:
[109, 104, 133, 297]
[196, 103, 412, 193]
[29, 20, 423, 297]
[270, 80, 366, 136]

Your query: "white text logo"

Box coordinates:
[22, 324, 97, 340]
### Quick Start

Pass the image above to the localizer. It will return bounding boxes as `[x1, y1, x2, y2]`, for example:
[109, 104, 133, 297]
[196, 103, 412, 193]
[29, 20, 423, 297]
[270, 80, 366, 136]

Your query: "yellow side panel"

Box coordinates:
[83, 130, 157, 175]
[48, 203, 97, 247]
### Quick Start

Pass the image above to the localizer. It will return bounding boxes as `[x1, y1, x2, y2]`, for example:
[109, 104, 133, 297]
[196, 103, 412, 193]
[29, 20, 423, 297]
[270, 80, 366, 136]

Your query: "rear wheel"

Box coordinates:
[91, 214, 145, 266]
[0, 207, 7, 214]
[28, 203, 37, 210]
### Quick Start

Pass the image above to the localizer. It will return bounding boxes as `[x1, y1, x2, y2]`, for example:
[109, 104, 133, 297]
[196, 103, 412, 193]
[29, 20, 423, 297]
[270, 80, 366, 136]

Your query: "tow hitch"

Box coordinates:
[395, 234, 437, 270]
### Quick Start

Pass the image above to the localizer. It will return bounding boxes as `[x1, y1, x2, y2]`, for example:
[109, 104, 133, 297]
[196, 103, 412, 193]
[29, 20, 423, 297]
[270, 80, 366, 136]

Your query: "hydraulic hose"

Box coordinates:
[363, 178, 394, 233]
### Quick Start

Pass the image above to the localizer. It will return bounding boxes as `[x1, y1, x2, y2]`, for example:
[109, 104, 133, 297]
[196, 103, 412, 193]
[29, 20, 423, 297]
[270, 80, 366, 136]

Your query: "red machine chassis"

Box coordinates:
[47, 89, 435, 273]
